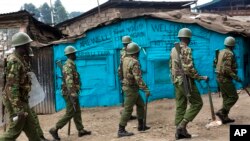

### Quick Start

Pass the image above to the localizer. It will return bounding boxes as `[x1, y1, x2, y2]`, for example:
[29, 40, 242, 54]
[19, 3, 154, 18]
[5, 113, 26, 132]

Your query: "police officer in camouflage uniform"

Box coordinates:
[118, 42, 150, 138]
[0, 32, 41, 141]
[49, 46, 91, 140]
[169, 28, 208, 140]
[118, 35, 137, 120]
[214, 36, 241, 124]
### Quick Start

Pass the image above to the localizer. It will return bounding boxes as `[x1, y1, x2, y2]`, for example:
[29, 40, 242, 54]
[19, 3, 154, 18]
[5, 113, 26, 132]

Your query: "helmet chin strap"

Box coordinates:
[67, 53, 76, 60]
[226, 46, 234, 50]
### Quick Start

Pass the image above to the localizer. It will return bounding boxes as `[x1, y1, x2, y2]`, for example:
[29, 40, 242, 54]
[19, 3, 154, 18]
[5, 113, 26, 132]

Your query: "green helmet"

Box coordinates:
[12, 32, 33, 47]
[224, 36, 235, 47]
[126, 42, 140, 55]
[178, 28, 192, 38]
[64, 46, 77, 55]
[122, 36, 132, 44]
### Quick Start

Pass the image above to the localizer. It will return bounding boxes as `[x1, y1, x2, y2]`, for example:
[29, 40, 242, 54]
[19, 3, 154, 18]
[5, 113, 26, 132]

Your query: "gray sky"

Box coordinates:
[0, 0, 211, 14]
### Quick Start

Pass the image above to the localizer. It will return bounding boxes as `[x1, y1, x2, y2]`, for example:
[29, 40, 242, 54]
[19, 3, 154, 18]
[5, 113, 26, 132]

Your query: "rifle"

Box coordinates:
[119, 62, 124, 107]
[214, 49, 219, 68]
[118, 48, 126, 107]
[143, 95, 149, 131]
[174, 42, 191, 97]
[215, 49, 221, 97]
[56, 60, 76, 136]
[121, 90, 124, 107]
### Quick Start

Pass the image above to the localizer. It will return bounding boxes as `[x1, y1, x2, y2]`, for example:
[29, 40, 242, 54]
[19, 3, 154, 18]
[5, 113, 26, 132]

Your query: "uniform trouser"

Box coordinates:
[119, 86, 144, 126]
[174, 83, 203, 126]
[0, 102, 40, 141]
[31, 108, 43, 137]
[120, 91, 135, 114]
[55, 95, 84, 131]
[218, 81, 239, 115]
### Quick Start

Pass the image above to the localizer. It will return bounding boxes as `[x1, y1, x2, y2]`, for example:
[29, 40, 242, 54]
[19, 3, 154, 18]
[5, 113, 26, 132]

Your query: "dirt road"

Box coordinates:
[0, 91, 249, 141]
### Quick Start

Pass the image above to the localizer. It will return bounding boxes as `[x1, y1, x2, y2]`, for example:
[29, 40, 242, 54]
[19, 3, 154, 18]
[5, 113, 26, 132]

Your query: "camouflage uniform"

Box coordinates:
[169, 43, 203, 126]
[215, 48, 239, 119]
[119, 55, 150, 126]
[0, 52, 40, 141]
[54, 58, 84, 131]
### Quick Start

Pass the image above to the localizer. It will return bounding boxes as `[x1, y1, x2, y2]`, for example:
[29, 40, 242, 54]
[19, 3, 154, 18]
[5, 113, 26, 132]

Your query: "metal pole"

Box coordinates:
[1, 42, 6, 132]
[206, 81, 216, 121]
[50, 0, 55, 26]
[143, 96, 149, 131]
[97, 0, 101, 17]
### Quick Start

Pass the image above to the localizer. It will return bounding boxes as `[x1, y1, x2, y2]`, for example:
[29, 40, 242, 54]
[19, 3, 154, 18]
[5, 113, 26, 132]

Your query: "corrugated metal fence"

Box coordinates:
[31, 46, 55, 114]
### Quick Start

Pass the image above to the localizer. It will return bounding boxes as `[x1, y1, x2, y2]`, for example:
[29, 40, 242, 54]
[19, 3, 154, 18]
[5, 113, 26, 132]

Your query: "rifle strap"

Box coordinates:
[171, 48, 182, 76]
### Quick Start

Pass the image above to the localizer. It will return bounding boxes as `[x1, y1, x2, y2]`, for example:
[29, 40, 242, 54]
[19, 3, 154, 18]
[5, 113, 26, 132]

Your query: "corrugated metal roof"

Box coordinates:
[196, 0, 250, 10]
[0, 10, 62, 47]
[51, 9, 250, 45]
[56, 0, 196, 27]
[195, 0, 221, 9]
[0, 10, 28, 16]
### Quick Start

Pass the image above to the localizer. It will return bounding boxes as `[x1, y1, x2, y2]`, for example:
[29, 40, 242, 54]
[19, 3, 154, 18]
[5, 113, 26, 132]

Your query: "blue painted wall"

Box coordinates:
[53, 17, 248, 111]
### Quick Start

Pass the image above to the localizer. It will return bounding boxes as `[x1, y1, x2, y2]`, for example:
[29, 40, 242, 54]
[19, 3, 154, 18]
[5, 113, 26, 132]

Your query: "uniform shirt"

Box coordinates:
[62, 59, 81, 96]
[169, 43, 202, 85]
[215, 48, 239, 83]
[4, 52, 31, 113]
[121, 56, 149, 93]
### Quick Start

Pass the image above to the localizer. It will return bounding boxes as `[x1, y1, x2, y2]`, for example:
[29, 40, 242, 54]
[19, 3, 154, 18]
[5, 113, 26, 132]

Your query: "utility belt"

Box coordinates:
[172, 70, 188, 77]
[122, 83, 139, 89]
[172, 68, 185, 76]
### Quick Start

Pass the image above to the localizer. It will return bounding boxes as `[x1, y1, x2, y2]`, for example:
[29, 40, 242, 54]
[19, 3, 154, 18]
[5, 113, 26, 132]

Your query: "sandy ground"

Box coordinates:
[0, 90, 250, 141]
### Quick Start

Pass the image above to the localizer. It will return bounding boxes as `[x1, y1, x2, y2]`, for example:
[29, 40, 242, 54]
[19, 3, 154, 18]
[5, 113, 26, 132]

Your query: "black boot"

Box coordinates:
[216, 110, 227, 124]
[223, 115, 235, 124]
[40, 135, 50, 141]
[175, 127, 192, 140]
[118, 124, 134, 137]
[138, 119, 150, 131]
[78, 129, 91, 137]
[175, 119, 191, 140]
[49, 127, 60, 141]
